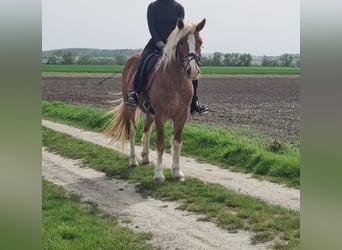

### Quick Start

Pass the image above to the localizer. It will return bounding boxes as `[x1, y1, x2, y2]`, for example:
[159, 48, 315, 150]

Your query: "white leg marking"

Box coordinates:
[129, 122, 138, 167]
[172, 139, 185, 181]
[141, 129, 151, 164]
[154, 150, 165, 183]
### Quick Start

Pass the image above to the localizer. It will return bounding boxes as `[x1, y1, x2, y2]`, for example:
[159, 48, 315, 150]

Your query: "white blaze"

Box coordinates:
[187, 33, 199, 79]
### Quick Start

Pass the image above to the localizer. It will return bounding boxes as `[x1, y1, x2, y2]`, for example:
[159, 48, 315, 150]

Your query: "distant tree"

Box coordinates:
[200, 56, 211, 66]
[114, 55, 128, 65]
[212, 52, 223, 66]
[231, 53, 240, 66]
[223, 53, 252, 66]
[46, 50, 64, 64]
[94, 57, 116, 65]
[279, 53, 293, 67]
[47, 56, 58, 64]
[223, 53, 233, 66]
[240, 53, 252, 66]
[295, 59, 300, 68]
[54, 50, 63, 57]
[77, 55, 93, 65]
[262, 56, 279, 67]
[61, 51, 75, 64]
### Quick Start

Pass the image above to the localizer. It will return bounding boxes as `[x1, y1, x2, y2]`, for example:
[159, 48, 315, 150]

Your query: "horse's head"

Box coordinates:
[157, 18, 206, 80]
[176, 18, 206, 80]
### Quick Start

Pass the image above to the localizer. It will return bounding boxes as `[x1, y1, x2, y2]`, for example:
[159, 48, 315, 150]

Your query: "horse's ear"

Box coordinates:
[177, 18, 184, 30]
[196, 18, 206, 32]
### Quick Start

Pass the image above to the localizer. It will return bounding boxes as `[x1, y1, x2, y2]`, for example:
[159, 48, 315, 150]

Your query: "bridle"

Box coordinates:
[182, 52, 201, 73]
[176, 37, 201, 76]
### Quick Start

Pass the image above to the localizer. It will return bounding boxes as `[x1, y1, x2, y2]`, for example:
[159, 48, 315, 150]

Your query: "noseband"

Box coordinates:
[176, 44, 201, 76]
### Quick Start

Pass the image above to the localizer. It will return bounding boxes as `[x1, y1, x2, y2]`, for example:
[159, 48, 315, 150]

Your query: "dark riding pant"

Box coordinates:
[132, 46, 161, 93]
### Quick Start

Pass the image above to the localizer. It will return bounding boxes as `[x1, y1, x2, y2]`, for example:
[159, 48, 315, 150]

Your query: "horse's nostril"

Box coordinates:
[186, 69, 191, 75]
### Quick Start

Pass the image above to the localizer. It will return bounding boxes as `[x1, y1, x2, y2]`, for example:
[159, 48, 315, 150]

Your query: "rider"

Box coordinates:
[125, 0, 208, 115]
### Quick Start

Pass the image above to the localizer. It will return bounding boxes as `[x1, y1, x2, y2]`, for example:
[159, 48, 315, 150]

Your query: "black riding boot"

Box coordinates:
[190, 80, 208, 114]
[125, 59, 146, 111]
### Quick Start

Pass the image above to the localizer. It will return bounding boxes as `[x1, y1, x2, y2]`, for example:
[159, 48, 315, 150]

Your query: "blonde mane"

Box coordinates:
[155, 21, 197, 72]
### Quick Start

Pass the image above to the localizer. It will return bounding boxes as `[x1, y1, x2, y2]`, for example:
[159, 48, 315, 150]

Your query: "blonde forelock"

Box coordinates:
[155, 21, 197, 72]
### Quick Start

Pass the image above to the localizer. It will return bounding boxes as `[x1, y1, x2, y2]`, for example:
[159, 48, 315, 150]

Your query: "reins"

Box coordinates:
[96, 73, 119, 86]
[176, 43, 201, 75]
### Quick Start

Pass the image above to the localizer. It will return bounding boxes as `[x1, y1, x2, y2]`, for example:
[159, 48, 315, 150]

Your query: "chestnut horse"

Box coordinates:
[105, 18, 206, 183]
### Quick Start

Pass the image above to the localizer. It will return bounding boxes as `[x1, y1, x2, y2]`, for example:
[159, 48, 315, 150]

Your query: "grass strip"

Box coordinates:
[42, 64, 123, 73]
[200, 66, 300, 75]
[43, 127, 300, 249]
[42, 64, 300, 75]
[42, 179, 153, 250]
[42, 101, 300, 187]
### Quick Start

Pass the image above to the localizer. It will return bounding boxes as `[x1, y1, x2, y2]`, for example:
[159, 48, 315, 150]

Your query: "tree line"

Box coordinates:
[45, 52, 128, 65]
[44, 50, 300, 67]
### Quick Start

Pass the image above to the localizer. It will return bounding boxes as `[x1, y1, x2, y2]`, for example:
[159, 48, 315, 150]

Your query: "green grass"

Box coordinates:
[42, 101, 300, 188]
[42, 179, 153, 250]
[200, 66, 300, 75]
[42, 64, 123, 73]
[42, 64, 300, 75]
[42, 127, 300, 249]
[42, 101, 110, 132]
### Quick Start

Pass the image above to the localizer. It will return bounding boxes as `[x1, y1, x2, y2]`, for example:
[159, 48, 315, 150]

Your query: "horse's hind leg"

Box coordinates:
[172, 120, 186, 181]
[153, 117, 166, 183]
[129, 121, 138, 167]
[141, 114, 154, 164]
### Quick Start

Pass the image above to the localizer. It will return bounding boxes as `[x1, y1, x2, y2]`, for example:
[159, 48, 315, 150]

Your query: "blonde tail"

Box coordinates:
[104, 100, 140, 149]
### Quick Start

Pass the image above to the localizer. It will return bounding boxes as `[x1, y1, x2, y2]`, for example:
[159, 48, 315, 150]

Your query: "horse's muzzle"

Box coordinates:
[183, 53, 201, 80]
[187, 67, 200, 80]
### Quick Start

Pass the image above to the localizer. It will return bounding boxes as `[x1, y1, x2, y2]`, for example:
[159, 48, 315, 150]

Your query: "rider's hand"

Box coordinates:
[156, 41, 166, 50]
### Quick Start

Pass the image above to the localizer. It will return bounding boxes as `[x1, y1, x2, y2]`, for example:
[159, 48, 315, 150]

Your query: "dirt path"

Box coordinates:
[43, 148, 267, 250]
[42, 120, 300, 211]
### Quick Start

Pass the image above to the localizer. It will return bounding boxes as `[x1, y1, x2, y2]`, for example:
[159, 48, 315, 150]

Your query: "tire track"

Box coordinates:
[43, 148, 267, 250]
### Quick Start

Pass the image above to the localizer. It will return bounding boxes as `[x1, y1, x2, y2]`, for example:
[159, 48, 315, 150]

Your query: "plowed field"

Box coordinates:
[42, 75, 300, 142]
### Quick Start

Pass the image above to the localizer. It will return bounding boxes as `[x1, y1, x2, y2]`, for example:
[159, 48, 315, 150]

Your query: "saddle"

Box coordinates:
[128, 52, 161, 114]
[128, 53, 160, 92]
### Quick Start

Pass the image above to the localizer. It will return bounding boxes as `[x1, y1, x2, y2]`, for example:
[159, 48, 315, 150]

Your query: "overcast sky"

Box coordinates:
[42, 0, 300, 56]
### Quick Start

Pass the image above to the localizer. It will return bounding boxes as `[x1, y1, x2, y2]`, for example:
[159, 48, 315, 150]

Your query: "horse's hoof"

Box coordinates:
[141, 161, 151, 165]
[129, 159, 139, 168]
[174, 175, 185, 182]
[177, 176, 185, 182]
[153, 176, 165, 183]
[172, 169, 185, 181]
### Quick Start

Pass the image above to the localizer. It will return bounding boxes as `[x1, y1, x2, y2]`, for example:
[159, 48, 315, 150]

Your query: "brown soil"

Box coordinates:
[42, 75, 300, 142]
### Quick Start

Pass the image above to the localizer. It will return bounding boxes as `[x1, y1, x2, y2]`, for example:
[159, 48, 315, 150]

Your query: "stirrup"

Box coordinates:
[143, 101, 155, 114]
[125, 92, 138, 111]
[190, 100, 208, 115]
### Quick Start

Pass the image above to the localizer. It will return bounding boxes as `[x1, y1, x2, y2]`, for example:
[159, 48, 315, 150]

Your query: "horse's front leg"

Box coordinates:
[129, 121, 139, 167]
[154, 118, 166, 183]
[172, 120, 186, 181]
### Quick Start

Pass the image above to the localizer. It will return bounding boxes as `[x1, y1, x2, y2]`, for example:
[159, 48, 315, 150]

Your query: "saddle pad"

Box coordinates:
[128, 53, 159, 92]
[128, 71, 155, 92]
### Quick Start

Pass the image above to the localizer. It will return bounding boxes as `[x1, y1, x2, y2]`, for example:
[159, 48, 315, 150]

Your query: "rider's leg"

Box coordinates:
[125, 47, 158, 110]
[190, 79, 208, 114]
